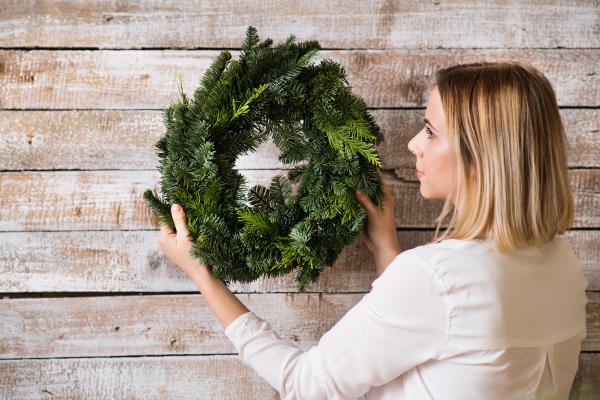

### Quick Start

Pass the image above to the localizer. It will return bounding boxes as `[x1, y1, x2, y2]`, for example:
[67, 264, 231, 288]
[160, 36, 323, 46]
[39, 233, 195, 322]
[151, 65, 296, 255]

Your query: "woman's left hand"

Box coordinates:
[157, 204, 208, 276]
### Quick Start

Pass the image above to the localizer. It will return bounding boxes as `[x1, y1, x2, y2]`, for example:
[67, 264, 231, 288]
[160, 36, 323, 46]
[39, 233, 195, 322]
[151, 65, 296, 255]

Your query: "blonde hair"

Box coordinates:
[431, 62, 574, 253]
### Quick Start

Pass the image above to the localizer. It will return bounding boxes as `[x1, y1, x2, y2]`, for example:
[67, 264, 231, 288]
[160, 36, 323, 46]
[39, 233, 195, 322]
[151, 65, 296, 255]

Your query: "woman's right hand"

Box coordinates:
[355, 169, 402, 276]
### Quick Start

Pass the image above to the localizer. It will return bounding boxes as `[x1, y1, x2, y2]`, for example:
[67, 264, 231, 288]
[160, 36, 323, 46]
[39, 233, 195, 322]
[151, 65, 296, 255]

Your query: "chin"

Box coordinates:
[419, 186, 444, 200]
[419, 186, 433, 199]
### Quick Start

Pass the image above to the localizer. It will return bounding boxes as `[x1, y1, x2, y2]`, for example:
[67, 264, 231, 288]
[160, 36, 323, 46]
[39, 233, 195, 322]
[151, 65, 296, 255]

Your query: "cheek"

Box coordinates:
[432, 148, 452, 178]
[422, 137, 443, 165]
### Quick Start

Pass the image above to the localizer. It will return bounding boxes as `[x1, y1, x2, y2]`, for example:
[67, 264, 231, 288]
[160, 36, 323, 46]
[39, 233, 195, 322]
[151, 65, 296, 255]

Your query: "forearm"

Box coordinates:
[373, 244, 402, 277]
[188, 264, 250, 331]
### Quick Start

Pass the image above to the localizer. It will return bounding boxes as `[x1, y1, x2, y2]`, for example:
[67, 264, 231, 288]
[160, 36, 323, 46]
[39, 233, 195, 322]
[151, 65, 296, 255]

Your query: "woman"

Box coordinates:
[156, 62, 588, 399]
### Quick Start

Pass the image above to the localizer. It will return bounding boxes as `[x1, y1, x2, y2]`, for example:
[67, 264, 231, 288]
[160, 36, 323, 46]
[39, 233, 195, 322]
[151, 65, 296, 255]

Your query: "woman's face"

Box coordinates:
[407, 87, 456, 202]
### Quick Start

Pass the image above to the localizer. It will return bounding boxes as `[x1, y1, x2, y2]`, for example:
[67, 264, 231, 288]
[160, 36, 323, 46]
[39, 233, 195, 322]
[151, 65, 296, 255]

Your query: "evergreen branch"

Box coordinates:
[247, 185, 274, 210]
[237, 207, 277, 234]
[230, 85, 267, 122]
[241, 26, 260, 52]
[193, 51, 232, 111]
[270, 174, 294, 206]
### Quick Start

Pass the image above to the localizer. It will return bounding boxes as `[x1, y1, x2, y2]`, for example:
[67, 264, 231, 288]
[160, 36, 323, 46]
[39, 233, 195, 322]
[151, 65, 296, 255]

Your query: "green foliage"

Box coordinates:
[144, 27, 386, 292]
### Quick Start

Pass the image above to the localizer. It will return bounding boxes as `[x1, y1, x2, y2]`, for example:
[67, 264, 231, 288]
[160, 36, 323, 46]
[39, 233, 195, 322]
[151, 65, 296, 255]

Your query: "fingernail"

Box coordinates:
[172, 204, 182, 214]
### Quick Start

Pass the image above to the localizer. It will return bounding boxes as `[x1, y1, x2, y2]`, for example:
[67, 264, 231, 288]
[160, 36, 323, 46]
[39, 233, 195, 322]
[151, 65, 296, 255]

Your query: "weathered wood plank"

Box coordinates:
[2, 109, 599, 171]
[0, 0, 598, 49]
[0, 356, 281, 400]
[0, 354, 595, 400]
[0, 230, 430, 293]
[0, 293, 598, 359]
[569, 170, 600, 229]
[0, 355, 371, 400]
[0, 49, 598, 109]
[584, 295, 600, 352]
[0, 110, 165, 171]
[0, 293, 363, 358]
[570, 353, 600, 400]
[1, 170, 599, 231]
[0, 170, 284, 231]
[0, 230, 598, 293]
[0, 170, 161, 231]
[563, 231, 600, 293]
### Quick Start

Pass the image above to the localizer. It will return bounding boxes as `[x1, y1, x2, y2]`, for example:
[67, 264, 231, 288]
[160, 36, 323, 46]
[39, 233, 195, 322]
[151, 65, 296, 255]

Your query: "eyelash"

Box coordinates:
[425, 126, 435, 139]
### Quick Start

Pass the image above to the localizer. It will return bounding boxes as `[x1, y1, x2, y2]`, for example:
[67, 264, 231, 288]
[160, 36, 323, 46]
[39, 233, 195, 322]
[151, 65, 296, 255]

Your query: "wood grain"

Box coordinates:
[0, 356, 281, 400]
[0, 230, 432, 293]
[0, 353, 595, 399]
[0, 293, 358, 358]
[570, 353, 600, 400]
[0, 0, 598, 49]
[570, 170, 600, 229]
[2, 109, 599, 171]
[0, 292, 598, 359]
[1, 170, 599, 231]
[0, 110, 165, 171]
[0, 229, 598, 293]
[563, 231, 600, 292]
[0, 170, 282, 231]
[0, 170, 161, 231]
[0, 2, 597, 399]
[1, 50, 599, 109]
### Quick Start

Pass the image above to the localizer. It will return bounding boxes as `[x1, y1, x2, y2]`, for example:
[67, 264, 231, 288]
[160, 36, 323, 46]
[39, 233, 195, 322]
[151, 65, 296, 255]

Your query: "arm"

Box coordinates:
[372, 247, 403, 278]
[356, 169, 402, 277]
[225, 252, 449, 399]
[157, 204, 249, 331]
[187, 265, 250, 331]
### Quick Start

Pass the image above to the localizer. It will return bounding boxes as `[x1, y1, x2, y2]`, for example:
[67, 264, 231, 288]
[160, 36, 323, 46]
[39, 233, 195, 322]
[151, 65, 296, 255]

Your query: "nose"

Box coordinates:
[407, 131, 423, 157]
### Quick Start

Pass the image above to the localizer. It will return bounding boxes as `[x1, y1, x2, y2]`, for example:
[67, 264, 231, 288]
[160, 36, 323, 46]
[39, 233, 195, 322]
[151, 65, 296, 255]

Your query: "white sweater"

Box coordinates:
[225, 236, 589, 399]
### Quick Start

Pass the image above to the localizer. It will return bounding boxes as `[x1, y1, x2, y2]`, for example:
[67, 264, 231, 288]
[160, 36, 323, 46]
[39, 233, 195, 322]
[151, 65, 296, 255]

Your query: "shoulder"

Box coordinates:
[385, 238, 505, 303]
[372, 239, 472, 298]
[391, 238, 490, 275]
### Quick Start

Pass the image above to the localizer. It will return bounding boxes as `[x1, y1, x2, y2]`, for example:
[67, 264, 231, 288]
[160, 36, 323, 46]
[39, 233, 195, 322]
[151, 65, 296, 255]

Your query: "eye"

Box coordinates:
[425, 126, 435, 139]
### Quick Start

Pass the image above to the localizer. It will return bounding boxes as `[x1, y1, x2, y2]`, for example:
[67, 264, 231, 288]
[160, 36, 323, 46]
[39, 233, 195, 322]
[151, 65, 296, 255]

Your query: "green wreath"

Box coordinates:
[144, 27, 386, 292]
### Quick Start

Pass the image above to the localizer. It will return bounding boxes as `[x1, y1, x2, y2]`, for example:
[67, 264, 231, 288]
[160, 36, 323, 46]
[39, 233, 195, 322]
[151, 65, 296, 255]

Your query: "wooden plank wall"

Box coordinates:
[0, 1, 598, 398]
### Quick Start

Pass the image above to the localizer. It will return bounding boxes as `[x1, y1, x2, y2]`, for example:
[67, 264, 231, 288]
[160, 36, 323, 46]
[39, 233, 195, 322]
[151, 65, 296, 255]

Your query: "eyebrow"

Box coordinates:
[424, 118, 437, 132]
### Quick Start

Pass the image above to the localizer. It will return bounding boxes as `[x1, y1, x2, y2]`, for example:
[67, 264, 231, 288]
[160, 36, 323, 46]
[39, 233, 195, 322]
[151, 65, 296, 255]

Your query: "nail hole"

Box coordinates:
[140, 327, 152, 335]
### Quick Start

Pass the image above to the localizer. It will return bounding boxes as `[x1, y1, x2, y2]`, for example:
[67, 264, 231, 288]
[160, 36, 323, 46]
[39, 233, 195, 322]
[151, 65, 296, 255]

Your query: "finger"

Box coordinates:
[355, 189, 379, 215]
[171, 204, 190, 237]
[157, 223, 176, 249]
[377, 168, 392, 197]
[160, 223, 177, 240]
[160, 223, 174, 235]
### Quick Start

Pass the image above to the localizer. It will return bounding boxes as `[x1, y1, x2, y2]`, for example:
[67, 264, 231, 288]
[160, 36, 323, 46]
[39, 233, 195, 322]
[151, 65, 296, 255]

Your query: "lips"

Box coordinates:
[416, 167, 424, 178]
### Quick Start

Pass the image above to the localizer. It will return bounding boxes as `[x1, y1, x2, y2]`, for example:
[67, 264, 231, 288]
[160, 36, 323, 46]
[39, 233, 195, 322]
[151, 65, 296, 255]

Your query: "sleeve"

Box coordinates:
[224, 252, 450, 400]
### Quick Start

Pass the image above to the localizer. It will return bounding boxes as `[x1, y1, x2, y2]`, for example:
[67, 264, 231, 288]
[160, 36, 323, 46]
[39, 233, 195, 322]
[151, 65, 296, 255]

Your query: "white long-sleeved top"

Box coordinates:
[225, 236, 589, 399]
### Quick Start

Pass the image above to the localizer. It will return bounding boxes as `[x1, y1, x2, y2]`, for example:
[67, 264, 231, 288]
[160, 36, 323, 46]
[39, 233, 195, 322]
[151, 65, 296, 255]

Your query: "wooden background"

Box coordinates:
[0, 1, 599, 398]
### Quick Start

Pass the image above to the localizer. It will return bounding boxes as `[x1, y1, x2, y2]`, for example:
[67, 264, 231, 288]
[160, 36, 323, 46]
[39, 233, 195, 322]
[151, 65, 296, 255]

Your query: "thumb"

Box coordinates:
[171, 204, 189, 236]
